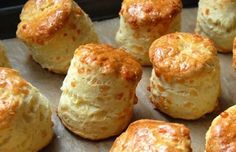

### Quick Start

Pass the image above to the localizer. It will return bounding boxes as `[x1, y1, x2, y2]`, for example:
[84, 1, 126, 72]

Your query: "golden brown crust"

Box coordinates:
[0, 68, 29, 129]
[110, 119, 192, 152]
[149, 32, 218, 82]
[0, 42, 11, 68]
[17, 0, 74, 45]
[75, 44, 143, 82]
[206, 105, 236, 152]
[233, 37, 236, 69]
[120, 0, 182, 28]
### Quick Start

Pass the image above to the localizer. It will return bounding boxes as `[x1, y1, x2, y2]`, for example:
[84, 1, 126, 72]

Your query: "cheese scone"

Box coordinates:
[17, 0, 99, 74]
[116, 0, 182, 65]
[195, 0, 236, 53]
[110, 119, 192, 152]
[0, 41, 11, 67]
[58, 44, 142, 140]
[0, 68, 53, 152]
[149, 32, 220, 120]
[205, 105, 236, 152]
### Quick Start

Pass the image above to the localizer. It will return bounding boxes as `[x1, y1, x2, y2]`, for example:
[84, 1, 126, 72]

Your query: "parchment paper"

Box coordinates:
[2, 8, 236, 152]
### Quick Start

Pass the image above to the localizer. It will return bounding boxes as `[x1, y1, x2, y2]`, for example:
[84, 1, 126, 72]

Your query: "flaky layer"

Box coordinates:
[110, 119, 192, 152]
[206, 105, 236, 152]
[195, 0, 236, 52]
[150, 67, 220, 120]
[149, 32, 218, 82]
[58, 74, 134, 140]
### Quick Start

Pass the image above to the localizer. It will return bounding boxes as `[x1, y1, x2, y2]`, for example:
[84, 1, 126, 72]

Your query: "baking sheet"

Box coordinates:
[2, 8, 236, 152]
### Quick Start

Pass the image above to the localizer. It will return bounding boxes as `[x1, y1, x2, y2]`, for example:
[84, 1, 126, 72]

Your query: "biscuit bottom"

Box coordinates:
[149, 69, 220, 120]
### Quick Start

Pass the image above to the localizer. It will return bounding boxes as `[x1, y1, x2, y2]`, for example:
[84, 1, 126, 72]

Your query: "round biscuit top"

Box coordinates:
[74, 43, 142, 82]
[0, 68, 30, 129]
[120, 0, 182, 27]
[206, 105, 236, 152]
[17, 0, 78, 44]
[149, 32, 218, 82]
[110, 119, 191, 152]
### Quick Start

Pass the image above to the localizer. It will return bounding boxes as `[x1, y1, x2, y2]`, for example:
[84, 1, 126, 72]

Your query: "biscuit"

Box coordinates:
[195, 0, 236, 53]
[205, 105, 236, 152]
[58, 44, 142, 140]
[116, 0, 182, 65]
[17, 0, 99, 74]
[149, 32, 220, 120]
[0, 68, 53, 152]
[110, 119, 192, 152]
